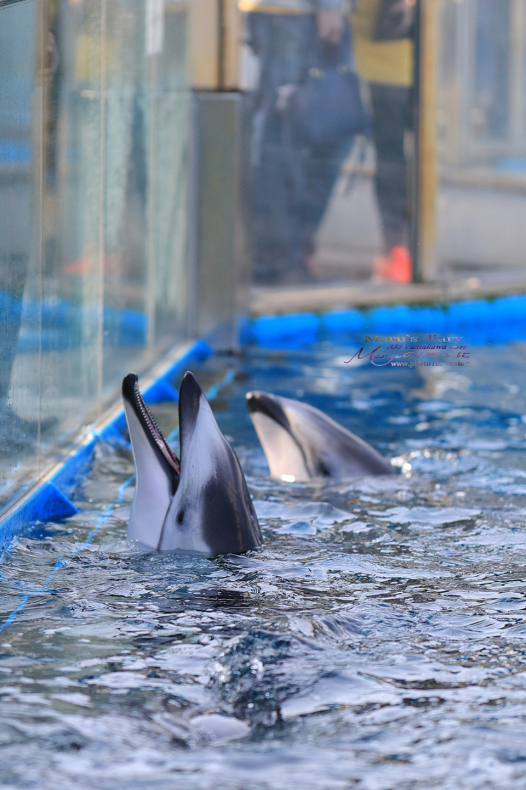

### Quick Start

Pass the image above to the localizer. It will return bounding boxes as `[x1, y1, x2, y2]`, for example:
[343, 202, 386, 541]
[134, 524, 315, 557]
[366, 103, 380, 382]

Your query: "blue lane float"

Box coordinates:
[247, 295, 526, 347]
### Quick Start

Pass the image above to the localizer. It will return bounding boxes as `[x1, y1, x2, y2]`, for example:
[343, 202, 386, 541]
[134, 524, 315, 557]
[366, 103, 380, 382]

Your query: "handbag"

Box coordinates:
[285, 21, 369, 149]
[373, 0, 415, 42]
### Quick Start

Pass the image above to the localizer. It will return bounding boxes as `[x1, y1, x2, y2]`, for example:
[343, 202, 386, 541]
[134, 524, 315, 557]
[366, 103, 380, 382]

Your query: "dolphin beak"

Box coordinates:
[122, 373, 180, 480]
[246, 391, 292, 433]
[178, 371, 205, 456]
[246, 390, 309, 481]
[122, 373, 180, 546]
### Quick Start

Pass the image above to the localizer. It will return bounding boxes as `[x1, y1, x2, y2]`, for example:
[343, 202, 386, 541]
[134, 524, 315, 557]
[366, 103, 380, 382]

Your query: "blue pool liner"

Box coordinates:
[0, 338, 214, 554]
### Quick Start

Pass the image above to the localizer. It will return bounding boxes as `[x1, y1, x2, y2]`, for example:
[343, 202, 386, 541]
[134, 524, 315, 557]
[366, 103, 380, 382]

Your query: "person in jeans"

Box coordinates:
[242, 0, 348, 284]
[351, 0, 415, 282]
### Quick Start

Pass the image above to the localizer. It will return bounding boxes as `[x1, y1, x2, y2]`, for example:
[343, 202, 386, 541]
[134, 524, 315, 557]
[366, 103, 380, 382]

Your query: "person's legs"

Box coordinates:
[370, 82, 412, 253]
[248, 13, 315, 283]
[296, 136, 351, 265]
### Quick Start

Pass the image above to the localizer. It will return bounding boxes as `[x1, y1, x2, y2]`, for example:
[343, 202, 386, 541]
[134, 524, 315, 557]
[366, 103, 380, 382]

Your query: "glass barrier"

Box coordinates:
[0, 0, 190, 513]
[243, 0, 526, 290]
[242, 0, 417, 286]
[437, 0, 526, 290]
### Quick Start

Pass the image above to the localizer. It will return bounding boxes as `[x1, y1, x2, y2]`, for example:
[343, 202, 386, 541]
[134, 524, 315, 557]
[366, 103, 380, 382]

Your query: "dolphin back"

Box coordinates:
[246, 391, 394, 481]
[287, 399, 394, 478]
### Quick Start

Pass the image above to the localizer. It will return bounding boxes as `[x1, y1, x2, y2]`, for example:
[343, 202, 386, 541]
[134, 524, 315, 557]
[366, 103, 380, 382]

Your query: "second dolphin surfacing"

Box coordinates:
[246, 391, 394, 482]
[123, 371, 262, 555]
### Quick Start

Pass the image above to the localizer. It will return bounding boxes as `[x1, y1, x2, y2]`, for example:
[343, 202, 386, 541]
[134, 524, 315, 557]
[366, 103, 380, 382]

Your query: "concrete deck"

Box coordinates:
[250, 275, 526, 316]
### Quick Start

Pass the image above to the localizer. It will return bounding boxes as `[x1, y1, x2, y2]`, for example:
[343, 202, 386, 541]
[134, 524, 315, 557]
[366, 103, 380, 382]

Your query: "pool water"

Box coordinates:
[3, 340, 526, 789]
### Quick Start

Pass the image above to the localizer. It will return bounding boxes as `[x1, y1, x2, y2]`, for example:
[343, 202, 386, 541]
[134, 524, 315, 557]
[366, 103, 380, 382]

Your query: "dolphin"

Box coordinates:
[122, 371, 262, 555]
[246, 391, 394, 481]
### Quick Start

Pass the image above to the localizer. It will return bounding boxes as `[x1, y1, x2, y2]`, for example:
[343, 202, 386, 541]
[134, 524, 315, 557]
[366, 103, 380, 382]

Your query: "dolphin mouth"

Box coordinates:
[122, 373, 180, 487]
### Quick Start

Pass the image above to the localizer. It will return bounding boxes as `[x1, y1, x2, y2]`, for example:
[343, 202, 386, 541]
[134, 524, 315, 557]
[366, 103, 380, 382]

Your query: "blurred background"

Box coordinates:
[0, 0, 525, 514]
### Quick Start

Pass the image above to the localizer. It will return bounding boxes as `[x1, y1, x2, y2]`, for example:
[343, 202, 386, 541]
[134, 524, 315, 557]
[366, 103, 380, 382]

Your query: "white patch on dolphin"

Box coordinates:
[123, 377, 179, 547]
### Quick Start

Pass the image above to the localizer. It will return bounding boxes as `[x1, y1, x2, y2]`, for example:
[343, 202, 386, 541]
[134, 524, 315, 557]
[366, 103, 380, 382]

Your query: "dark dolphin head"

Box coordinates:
[123, 371, 262, 555]
[246, 390, 394, 482]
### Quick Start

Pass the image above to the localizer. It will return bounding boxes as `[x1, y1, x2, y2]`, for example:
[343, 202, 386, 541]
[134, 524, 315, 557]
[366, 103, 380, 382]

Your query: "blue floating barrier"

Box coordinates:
[144, 378, 179, 404]
[0, 483, 78, 555]
[321, 309, 365, 334]
[251, 313, 319, 345]
[245, 295, 526, 348]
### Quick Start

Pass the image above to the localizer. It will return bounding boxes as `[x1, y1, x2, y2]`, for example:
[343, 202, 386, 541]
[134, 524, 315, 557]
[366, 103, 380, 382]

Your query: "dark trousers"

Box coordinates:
[248, 13, 351, 281]
[369, 82, 412, 251]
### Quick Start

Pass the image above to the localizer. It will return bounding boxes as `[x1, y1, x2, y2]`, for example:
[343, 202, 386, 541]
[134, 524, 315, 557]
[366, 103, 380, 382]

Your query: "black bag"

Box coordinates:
[285, 21, 369, 149]
[374, 0, 415, 42]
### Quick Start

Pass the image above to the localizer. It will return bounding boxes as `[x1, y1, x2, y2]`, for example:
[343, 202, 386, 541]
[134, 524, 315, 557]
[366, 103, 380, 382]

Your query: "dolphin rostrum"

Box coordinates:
[122, 371, 262, 555]
[246, 391, 394, 482]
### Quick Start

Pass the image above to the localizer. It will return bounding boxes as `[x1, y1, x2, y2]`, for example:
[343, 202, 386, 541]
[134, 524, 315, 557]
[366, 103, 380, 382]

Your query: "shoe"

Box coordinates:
[373, 245, 412, 283]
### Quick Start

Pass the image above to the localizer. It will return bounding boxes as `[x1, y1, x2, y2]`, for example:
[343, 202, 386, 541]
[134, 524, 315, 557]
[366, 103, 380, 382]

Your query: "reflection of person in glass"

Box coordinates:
[243, 0, 349, 284]
[351, 0, 415, 282]
[0, 13, 43, 455]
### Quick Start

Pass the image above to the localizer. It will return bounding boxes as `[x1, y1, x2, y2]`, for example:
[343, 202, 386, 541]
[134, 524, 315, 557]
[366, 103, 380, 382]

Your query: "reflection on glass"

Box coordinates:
[438, 0, 526, 288]
[244, 0, 415, 286]
[0, 0, 190, 513]
[0, 2, 40, 500]
[474, 0, 510, 141]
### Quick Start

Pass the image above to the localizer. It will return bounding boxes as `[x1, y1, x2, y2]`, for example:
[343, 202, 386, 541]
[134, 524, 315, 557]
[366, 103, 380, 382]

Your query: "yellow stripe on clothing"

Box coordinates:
[238, 1, 311, 13]
[351, 0, 414, 87]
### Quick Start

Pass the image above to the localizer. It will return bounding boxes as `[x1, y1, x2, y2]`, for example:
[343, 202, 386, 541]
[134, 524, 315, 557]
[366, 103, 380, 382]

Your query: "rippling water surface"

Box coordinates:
[3, 341, 526, 789]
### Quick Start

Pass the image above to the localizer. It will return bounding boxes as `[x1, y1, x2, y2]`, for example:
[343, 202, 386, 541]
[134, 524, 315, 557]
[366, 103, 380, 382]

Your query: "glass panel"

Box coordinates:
[150, 3, 190, 347]
[102, 0, 190, 393]
[438, 0, 526, 289]
[0, 1, 40, 506]
[101, 0, 150, 385]
[243, 0, 416, 286]
[0, 0, 190, 514]
[473, 0, 510, 142]
[32, 0, 103, 451]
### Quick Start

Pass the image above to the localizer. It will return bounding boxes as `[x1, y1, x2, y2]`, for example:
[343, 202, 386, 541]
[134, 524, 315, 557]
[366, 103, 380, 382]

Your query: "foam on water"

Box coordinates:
[2, 341, 526, 788]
